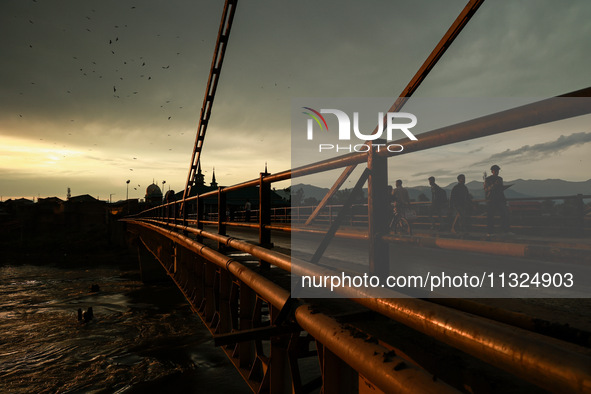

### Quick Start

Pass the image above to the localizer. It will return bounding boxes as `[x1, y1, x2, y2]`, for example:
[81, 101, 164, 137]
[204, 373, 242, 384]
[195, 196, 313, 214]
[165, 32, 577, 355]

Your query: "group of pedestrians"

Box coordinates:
[390, 164, 511, 235]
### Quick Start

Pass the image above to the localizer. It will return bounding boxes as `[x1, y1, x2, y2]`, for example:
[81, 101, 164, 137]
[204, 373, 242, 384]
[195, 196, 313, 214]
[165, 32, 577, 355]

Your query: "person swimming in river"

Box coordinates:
[77, 307, 94, 323]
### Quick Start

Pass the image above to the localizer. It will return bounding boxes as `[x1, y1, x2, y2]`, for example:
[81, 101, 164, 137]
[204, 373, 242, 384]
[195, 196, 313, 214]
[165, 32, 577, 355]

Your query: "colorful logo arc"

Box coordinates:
[302, 107, 328, 132]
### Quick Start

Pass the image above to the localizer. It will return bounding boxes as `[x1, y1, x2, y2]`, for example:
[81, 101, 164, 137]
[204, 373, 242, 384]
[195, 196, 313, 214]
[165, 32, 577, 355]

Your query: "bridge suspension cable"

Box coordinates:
[304, 0, 485, 225]
[183, 0, 238, 202]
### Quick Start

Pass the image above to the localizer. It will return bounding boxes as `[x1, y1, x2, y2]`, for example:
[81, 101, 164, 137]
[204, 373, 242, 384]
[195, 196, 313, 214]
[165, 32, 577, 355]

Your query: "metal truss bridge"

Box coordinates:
[124, 0, 591, 392]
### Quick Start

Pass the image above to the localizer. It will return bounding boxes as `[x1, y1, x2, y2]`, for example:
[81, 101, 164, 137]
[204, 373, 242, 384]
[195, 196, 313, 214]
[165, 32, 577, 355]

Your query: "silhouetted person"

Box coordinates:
[484, 164, 510, 235]
[428, 176, 448, 230]
[245, 199, 251, 222]
[77, 307, 94, 323]
[391, 179, 410, 211]
[450, 174, 471, 234]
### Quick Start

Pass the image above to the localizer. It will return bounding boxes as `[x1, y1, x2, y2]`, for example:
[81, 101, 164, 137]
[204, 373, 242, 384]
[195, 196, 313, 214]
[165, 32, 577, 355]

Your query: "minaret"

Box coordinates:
[210, 167, 218, 188]
[195, 162, 205, 187]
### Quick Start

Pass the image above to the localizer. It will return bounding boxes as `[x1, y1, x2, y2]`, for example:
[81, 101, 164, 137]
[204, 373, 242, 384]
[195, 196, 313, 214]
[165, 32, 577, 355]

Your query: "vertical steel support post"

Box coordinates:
[182, 200, 187, 228]
[218, 187, 227, 251]
[286, 333, 307, 393]
[172, 201, 177, 226]
[259, 172, 272, 269]
[212, 268, 221, 329]
[368, 139, 389, 278]
[173, 243, 178, 274]
[175, 245, 188, 290]
[182, 249, 196, 303]
[204, 262, 217, 322]
[193, 255, 205, 310]
[239, 283, 256, 369]
[196, 196, 204, 242]
[269, 305, 292, 393]
[320, 344, 358, 394]
[217, 269, 232, 334]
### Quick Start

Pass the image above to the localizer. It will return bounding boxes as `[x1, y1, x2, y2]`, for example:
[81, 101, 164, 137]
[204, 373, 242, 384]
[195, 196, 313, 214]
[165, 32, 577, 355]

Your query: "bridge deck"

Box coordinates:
[208, 225, 591, 385]
[127, 218, 591, 393]
[205, 240, 558, 393]
[220, 224, 591, 327]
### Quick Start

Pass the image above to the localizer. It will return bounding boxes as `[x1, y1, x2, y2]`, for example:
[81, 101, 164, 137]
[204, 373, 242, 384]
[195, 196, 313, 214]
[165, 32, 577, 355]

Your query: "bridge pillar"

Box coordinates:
[367, 139, 390, 278]
[259, 172, 272, 269]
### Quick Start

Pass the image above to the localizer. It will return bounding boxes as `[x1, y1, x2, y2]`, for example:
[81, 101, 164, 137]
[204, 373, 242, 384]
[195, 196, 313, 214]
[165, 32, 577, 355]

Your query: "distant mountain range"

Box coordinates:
[290, 179, 591, 202]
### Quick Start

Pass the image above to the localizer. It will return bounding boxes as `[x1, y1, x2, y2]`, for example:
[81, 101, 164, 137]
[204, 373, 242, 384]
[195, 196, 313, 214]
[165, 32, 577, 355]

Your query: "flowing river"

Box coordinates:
[0, 262, 250, 393]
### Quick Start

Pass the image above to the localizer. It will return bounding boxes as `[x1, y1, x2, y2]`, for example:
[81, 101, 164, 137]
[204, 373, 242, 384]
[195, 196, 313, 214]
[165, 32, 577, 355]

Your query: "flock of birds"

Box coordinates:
[13, 2, 204, 196]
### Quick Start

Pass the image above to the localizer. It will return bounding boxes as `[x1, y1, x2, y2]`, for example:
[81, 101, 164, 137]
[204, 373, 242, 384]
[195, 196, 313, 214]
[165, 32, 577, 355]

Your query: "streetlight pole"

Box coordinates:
[126, 180, 131, 214]
[109, 193, 115, 203]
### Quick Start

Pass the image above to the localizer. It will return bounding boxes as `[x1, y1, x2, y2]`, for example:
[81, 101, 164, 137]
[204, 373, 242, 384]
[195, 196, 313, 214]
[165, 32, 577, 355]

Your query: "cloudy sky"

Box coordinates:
[1, 0, 590, 201]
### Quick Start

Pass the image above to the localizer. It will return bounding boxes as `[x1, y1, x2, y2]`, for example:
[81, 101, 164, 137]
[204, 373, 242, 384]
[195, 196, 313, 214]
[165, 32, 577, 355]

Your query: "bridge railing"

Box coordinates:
[134, 192, 590, 240]
[127, 212, 591, 394]
[268, 194, 590, 235]
[132, 88, 591, 242]
[126, 88, 591, 392]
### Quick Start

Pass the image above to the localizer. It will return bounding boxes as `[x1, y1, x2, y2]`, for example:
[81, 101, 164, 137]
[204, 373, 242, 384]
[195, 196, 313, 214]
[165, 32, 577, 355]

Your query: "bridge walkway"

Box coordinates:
[127, 218, 591, 393]
[196, 230, 588, 394]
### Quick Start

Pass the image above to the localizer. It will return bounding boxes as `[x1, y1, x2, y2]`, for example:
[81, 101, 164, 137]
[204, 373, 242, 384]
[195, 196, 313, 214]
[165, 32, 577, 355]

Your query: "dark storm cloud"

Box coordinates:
[1, 0, 590, 198]
[3, 0, 590, 139]
[0, 0, 221, 137]
[472, 131, 591, 166]
[422, 0, 591, 97]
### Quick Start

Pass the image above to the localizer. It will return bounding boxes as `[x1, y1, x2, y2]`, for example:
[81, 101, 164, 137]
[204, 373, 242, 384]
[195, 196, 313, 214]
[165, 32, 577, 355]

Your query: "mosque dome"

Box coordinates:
[146, 183, 162, 198]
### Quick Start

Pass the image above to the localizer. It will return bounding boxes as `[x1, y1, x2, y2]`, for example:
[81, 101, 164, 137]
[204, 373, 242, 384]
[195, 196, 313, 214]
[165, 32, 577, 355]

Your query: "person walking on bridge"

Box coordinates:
[428, 176, 448, 231]
[391, 179, 410, 212]
[484, 164, 511, 235]
[450, 174, 471, 234]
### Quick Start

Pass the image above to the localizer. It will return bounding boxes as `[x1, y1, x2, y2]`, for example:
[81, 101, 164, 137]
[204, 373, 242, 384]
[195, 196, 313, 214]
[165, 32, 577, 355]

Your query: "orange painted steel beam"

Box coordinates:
[304, 0, 485, 225]
[183, 0, 238, 201]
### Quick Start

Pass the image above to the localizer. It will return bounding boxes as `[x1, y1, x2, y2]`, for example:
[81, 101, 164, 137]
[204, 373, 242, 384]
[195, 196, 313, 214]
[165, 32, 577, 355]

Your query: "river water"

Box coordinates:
[0, 263, 250, 393]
